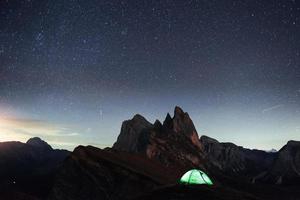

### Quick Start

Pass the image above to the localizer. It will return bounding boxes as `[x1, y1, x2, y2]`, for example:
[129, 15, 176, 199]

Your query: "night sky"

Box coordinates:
[0, 0, 300, 150]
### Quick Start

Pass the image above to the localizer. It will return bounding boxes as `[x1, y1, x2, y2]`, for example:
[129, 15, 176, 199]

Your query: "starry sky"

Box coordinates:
[0, 0, 300, 151]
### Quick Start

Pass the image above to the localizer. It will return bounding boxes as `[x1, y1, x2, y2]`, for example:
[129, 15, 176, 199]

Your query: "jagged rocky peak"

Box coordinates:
[26, 137, 52, 150]
[163, 106, 202, 148]
[126, 114, 153, 131]
[113, 114, 154, 152]
[162, 113, 172, 128]
[113, 106, 205, 168]
[174, 105, 184, 113]
[132, 114, 149, 122]
[113, 106, 203, 153]
[172, 106, 199, 135]
[153, 119, 162, 129]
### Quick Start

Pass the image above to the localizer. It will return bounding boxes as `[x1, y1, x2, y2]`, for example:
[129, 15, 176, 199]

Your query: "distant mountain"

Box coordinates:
[0, 137, 69, 199]
[200, 135, 276, 178]
[266, 149, 277, 153]
[26, 137, 53, 151]
[254, 141, 300, 185]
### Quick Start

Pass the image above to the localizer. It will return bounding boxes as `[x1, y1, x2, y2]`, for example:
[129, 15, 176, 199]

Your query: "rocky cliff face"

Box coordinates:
[254, 140, 300, 185]
[200, 136, 275, 177]
[113, 106, 205, 169]
[163, 106, 202, 149]
[113, 114, 154, 152]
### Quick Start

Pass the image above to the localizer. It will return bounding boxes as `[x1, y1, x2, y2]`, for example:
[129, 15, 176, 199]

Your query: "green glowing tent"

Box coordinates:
[179, 169, 213, 185]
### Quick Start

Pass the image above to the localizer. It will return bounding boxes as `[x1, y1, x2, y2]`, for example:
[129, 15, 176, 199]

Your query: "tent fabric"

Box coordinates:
[179, 169, 213, 185]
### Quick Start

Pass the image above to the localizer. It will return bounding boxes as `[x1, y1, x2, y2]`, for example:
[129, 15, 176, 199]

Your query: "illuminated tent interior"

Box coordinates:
[179, 169, 213, 185]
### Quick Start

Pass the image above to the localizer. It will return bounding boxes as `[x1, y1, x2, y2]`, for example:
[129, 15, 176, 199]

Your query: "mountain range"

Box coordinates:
[1, 106, 300, 199]
[0, 137, 69, 199]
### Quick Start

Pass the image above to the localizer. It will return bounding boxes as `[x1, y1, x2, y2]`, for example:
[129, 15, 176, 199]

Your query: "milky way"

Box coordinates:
[0, 0, 300, 150]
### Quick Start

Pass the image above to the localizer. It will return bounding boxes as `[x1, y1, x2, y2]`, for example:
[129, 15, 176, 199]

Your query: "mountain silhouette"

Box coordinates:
[0, 137, 69, 200]
[1, 107, 300, 200]
[49, 106, 300, 200]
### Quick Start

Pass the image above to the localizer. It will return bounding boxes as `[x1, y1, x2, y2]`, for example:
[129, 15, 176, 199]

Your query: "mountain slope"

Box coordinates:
[200, 135, 276, 177]
[49, 146, 181, 200]
[134, 185, 261, 200]
[0, 137, 69, 199]
[255, 140, 300, 184]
